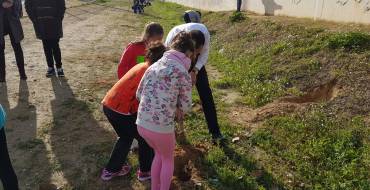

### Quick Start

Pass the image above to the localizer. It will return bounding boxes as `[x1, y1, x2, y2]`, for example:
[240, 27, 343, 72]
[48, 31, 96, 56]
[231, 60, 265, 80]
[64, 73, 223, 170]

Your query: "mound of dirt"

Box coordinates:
[281, 79, 339, 103]
[174, 148, 193, 182]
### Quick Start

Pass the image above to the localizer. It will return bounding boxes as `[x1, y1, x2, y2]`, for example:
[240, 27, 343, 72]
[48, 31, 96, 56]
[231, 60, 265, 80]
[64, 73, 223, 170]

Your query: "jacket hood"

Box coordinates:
[163, 50, 191, 71]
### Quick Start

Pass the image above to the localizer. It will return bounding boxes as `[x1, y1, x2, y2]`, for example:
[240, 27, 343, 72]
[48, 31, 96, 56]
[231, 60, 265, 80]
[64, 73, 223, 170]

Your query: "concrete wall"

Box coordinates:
[162, 0, 370, 24]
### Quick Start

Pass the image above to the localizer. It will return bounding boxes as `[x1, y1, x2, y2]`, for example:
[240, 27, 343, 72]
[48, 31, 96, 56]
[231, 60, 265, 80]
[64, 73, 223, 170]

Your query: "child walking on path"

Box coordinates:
[117, 22, 164, 79]
[0, 104, 19, 190]
[101, 42, 167, 181]
[136, 32, 194, 190]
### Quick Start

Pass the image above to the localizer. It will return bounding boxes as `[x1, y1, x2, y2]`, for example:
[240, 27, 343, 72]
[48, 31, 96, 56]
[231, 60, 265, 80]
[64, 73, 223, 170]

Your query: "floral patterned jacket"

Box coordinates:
[136, 50, 192, 133]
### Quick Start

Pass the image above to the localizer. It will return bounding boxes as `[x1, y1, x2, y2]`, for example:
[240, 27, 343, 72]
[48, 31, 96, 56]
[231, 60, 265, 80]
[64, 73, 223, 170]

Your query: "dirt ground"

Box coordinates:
[0, 1, 156, 189]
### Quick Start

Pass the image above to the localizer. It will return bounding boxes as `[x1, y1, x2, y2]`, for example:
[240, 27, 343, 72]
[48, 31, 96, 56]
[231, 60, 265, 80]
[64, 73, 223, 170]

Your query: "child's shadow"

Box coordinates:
[49, 77, 144, 189]
[0, 81, 53, 189]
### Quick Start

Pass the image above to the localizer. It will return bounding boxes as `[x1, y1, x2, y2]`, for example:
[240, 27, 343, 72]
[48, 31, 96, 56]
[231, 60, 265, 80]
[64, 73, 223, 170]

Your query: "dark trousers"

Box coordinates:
[195, 67, 222, 137]
[42, 39, 62, 68]
[0, 128, 19, 190]
[103, 106, 154, 173]
[0, 34, 26, 81]
[237, 0, 242, 12]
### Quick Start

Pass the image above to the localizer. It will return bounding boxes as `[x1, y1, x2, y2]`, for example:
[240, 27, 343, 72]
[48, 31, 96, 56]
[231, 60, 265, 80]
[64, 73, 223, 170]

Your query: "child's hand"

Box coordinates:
[190, 68, 198, 86]
[175, 109, 184, 123]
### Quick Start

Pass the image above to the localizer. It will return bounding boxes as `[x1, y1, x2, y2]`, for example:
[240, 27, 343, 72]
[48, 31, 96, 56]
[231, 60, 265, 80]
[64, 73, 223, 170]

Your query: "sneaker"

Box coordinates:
[100, 165, 131, 181]
[46, 67, 55, 77]
[137, 170, 151, 182]
[57, 68, 65, 77]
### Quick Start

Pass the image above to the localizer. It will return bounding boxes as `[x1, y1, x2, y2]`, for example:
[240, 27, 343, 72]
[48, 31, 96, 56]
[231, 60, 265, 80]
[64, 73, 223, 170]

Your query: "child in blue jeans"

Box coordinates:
[0, 104, 19, 190]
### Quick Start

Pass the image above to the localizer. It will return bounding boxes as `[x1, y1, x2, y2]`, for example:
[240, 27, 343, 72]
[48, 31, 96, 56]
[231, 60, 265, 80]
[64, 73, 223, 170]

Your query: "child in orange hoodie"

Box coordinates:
[101, 42, 166, 181]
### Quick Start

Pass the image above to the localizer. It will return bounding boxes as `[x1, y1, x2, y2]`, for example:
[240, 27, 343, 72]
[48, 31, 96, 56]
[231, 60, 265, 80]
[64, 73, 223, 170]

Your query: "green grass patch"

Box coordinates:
[139, 1, 190, 34]
[251, 110, 370, 190]
[209, 50, 287, 107]
[96, 0, 111, 3]
[229, 12, 246, 23]
[327, 32, 370, 51]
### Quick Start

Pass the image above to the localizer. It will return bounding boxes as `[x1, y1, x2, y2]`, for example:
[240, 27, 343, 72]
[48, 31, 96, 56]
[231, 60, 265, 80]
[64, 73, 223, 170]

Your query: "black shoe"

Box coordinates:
[212, 133, 226, 146]
[57, 68, 65, 77]
[46, 67, 56, 77]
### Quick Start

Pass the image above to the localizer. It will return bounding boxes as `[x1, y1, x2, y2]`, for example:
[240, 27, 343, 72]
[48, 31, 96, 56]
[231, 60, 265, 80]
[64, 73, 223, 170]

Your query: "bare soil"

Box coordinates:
[1, 1, 149, 189]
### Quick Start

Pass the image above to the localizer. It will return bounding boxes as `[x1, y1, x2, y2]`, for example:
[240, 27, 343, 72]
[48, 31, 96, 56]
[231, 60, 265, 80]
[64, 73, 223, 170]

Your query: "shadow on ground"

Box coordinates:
[48, 77, 149, 189]
[0, 81, 53, 190]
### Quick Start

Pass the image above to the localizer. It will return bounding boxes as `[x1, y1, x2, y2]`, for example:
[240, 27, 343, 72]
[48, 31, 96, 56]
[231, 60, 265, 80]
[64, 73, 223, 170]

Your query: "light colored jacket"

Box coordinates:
[136, 50, 192, 133]
[0, 104, 6, 129]
[165, 23, 210, 70]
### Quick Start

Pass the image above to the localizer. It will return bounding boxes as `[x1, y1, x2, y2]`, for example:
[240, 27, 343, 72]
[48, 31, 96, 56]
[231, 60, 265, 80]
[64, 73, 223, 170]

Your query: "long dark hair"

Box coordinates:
[145, 41, 167, 65]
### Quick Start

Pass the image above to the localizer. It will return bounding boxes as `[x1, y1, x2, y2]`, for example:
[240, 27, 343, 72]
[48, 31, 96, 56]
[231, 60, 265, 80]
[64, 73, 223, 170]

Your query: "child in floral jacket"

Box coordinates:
[136, 32, 194, 190]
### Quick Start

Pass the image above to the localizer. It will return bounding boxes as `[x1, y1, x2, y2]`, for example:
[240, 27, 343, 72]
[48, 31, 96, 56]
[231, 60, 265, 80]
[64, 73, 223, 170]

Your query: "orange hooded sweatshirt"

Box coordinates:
[103, 62, 149, 115]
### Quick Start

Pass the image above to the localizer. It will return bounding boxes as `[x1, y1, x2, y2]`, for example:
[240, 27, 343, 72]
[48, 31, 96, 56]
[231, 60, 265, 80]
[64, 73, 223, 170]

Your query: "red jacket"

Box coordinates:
[103, 62, 150, 114]
[117, 41, 146, 79]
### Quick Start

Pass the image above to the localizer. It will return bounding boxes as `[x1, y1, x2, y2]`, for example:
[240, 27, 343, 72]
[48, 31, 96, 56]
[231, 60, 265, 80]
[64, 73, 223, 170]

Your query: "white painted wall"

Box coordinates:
[161, 0, 237, 11]
[163, 0, 370, 24]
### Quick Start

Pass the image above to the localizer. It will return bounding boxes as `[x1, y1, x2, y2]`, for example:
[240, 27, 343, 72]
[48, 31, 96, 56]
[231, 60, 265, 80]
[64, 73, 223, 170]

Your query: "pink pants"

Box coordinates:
[138, 126, 176, 190]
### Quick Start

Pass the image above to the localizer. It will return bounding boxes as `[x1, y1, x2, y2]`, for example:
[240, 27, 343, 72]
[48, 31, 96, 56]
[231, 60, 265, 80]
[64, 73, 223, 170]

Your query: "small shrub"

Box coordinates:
[229, 11, 246, 23]
[327, 32, 370, 51]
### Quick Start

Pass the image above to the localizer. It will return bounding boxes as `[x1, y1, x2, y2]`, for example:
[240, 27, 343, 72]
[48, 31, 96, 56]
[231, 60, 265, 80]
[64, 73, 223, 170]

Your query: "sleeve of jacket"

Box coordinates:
[164, 27, 177, 47]
[12, 0, 23, 18]
[57, 0, 66, 19]
[136, 73, 146, 101]
[25, 0, 35, 21]
[194, 28, 210, 70]
[177, 71, 192, 114]
[0, 105, 7, 129]
[117, 44, 135, 79]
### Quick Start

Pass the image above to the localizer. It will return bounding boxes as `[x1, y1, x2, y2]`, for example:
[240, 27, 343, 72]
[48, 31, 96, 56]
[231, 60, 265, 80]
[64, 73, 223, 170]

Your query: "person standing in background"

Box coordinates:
[25, 0, 66, 77]
[0, 104, 19, 190]
[0, 0, 27, 82]
[237, 0, 242, 12]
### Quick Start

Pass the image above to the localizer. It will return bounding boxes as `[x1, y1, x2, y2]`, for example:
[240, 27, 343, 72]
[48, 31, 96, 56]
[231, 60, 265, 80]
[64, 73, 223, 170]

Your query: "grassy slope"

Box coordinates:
[203, 11, 370, 190]
[137, 2, 370, 190]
